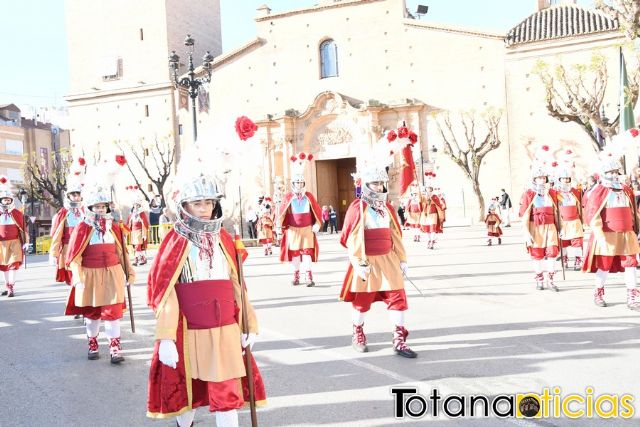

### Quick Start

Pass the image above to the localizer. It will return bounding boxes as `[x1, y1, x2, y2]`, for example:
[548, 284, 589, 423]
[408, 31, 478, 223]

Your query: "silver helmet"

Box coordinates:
[83, 183, 111, 209]
[173, 173, 225, 237]
[360, 165, 389, 206]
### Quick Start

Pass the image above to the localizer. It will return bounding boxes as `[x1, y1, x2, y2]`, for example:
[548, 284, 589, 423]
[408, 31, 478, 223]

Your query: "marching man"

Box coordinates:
[50, 163, 85, 285]
[0, 176, 28, 298]
[403, 183, 423, 242]
[582, 153, 640, 310]
[146, 140, 266, 426]
[64, 163, 135, 363]
[420, 177, 446, 250]
[340, 143, 417, 358]
[278, 153, 322, 286]
[257, 199, 275, 256]
[484, 205, 502, 246]
[519, 146, 560, 291]
[555, 153, 584, 271]
[127, 196, 149, 266]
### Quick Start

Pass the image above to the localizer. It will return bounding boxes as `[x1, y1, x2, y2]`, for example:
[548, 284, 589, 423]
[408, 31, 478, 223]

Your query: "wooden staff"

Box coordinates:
[235, 238, 258, 427]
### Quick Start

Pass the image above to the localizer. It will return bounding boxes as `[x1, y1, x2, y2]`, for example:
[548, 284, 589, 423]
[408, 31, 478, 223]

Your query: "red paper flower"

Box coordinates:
[290, 155, 297, 162]
[387, 130, 397, 142]
[542, 145, 549, 151]
[566, 149, 572, 155]
[0, 177, 6, 184]
[551, 161, 558, 167]
[408, 132, 418, 144]
[299, 153, 307, 160]
[235, 116, 258, 141]
[398, 126, 409, 139]
[115, 154, 127, 166]
[78, 157, 86, 166]
[133, 185, 138, 190]
[307, 154, 314, 161]
[75, 172, 81, 176]
[390, 150, 395, 155]
[631, 128, 640, 138]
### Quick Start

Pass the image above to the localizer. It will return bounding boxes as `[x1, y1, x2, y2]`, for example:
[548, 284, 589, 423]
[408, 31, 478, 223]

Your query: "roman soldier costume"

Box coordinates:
[146, 142, 266, 427]
[420, 178, 445, 250]
[50, 162, 85, 285]
[127, 196, 150, 266]
[555, 153, 584, 271]
[64, 163, 135, 363]
[0, 176, 27, 298]
[485, 206, 502, 246]
[582, 153, 640, 310]
[340, 140, 416, 358]
[277, 153, 322, 286]
[403, 183, 423, 242]
[257, 200, 275, 256]
[519, 146, 560, 291]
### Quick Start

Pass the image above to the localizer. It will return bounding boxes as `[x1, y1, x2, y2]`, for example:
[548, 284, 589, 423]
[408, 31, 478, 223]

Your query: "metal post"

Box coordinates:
[238, 185, 244, 239]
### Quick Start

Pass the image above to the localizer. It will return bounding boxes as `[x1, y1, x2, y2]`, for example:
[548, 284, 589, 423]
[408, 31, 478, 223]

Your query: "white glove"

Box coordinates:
[312, 223, 320, 233]
[22, 243, 29, 251]
[49, 256, 58, 266]
[355, 265, 370, 280]
[400, 262, 408, 276]
[524, 235, 533, 246]
[241, 333, 257, 350]
[158, 339, 179, 369]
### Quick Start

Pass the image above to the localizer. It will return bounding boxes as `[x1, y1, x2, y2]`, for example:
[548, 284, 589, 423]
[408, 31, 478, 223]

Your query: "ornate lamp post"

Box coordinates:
[168, 35, 214, 141]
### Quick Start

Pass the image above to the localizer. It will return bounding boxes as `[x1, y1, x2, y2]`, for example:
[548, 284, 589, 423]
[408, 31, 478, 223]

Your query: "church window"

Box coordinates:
[319, 39, 338, 78]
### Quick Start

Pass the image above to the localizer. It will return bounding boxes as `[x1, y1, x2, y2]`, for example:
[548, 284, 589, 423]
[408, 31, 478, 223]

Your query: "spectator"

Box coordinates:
[396, 203, 406, 228]
[158, 207, 174, 241]
[328, 205, 338, 233]
[499, 188, 512, 227]
[246, 206, 258, 239]
[149, 194, 163, 243]
[322, 205, 329, 233]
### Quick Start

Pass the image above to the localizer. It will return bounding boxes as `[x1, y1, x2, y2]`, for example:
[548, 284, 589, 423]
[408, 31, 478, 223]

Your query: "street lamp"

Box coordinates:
[429, 145, 438, 164]
[169, 34, 214, 142]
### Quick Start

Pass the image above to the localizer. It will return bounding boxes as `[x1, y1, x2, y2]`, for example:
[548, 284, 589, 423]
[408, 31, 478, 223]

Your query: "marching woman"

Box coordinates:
[127, 196, 150, 266]
[146, 142, 266, 426]
[64, 165, 135, 363]
[0, 176, 28, 298]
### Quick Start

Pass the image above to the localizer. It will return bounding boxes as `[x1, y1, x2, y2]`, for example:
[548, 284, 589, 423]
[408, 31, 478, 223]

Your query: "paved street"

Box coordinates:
[1, 224, 639, 426]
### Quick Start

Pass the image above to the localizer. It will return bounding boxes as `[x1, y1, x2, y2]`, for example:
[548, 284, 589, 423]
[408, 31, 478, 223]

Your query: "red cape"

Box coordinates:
[518, 188, 559, 218]
[127, 211, 150, 229]
[50, 208, 68, 237]
[278, 191, 322, 262]
[64, 221, 129, 316]
[146, 228, 265, 417]
[338, 199, 402, 302]
[582, 184, 637, 273]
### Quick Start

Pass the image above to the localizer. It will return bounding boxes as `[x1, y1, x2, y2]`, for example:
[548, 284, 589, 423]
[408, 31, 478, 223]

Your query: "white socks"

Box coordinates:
[544, 257, 555, 273]
[595, 269, 607, 288]
[85, 318, 100, 338]
[388, 310, 405, 327]
[291, 256, 301, 272]
[104, 319, 121, 339]
[352, 308, 365, 326]
[215, 409, 239, 427]
[624, 267, 637, 290]
[533, 259, 543, 274]
[301, 254, 312, 274]
[176, 409, 196, 427]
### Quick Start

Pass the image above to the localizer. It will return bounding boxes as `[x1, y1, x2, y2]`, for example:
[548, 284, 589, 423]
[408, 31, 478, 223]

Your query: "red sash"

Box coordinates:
[408, 204, 421, 213]
[487, 221, 496, 226]
[81, 243, 120, 268]
[601, 207, 634, 232]
[286, 212, 313, 227]
[174, 280, 237, 330]
[560, 205, 579, 221]
[62, 226, 74, 245]
[427, 204, 438, 214]
[364, 228, 392, 256]
[531, 206, 554, 225]
[133, 222, 144, 231]
[0, 224, 19, 240]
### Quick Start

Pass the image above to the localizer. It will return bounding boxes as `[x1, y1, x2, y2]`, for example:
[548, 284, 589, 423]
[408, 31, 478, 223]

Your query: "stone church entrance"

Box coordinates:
[315, 157, 356, 230]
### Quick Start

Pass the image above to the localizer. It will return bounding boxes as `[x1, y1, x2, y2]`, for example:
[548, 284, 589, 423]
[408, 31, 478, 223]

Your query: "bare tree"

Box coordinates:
[115, 136, 175, 202]
[596, 0, 640, 40]
[433, 109, 503, 221]
[22, 148, 73, 210]
[532, 52, 640, 151]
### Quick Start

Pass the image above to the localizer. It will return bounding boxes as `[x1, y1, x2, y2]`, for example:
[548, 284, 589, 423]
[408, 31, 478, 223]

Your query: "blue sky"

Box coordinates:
[0, 0, 594, 110]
